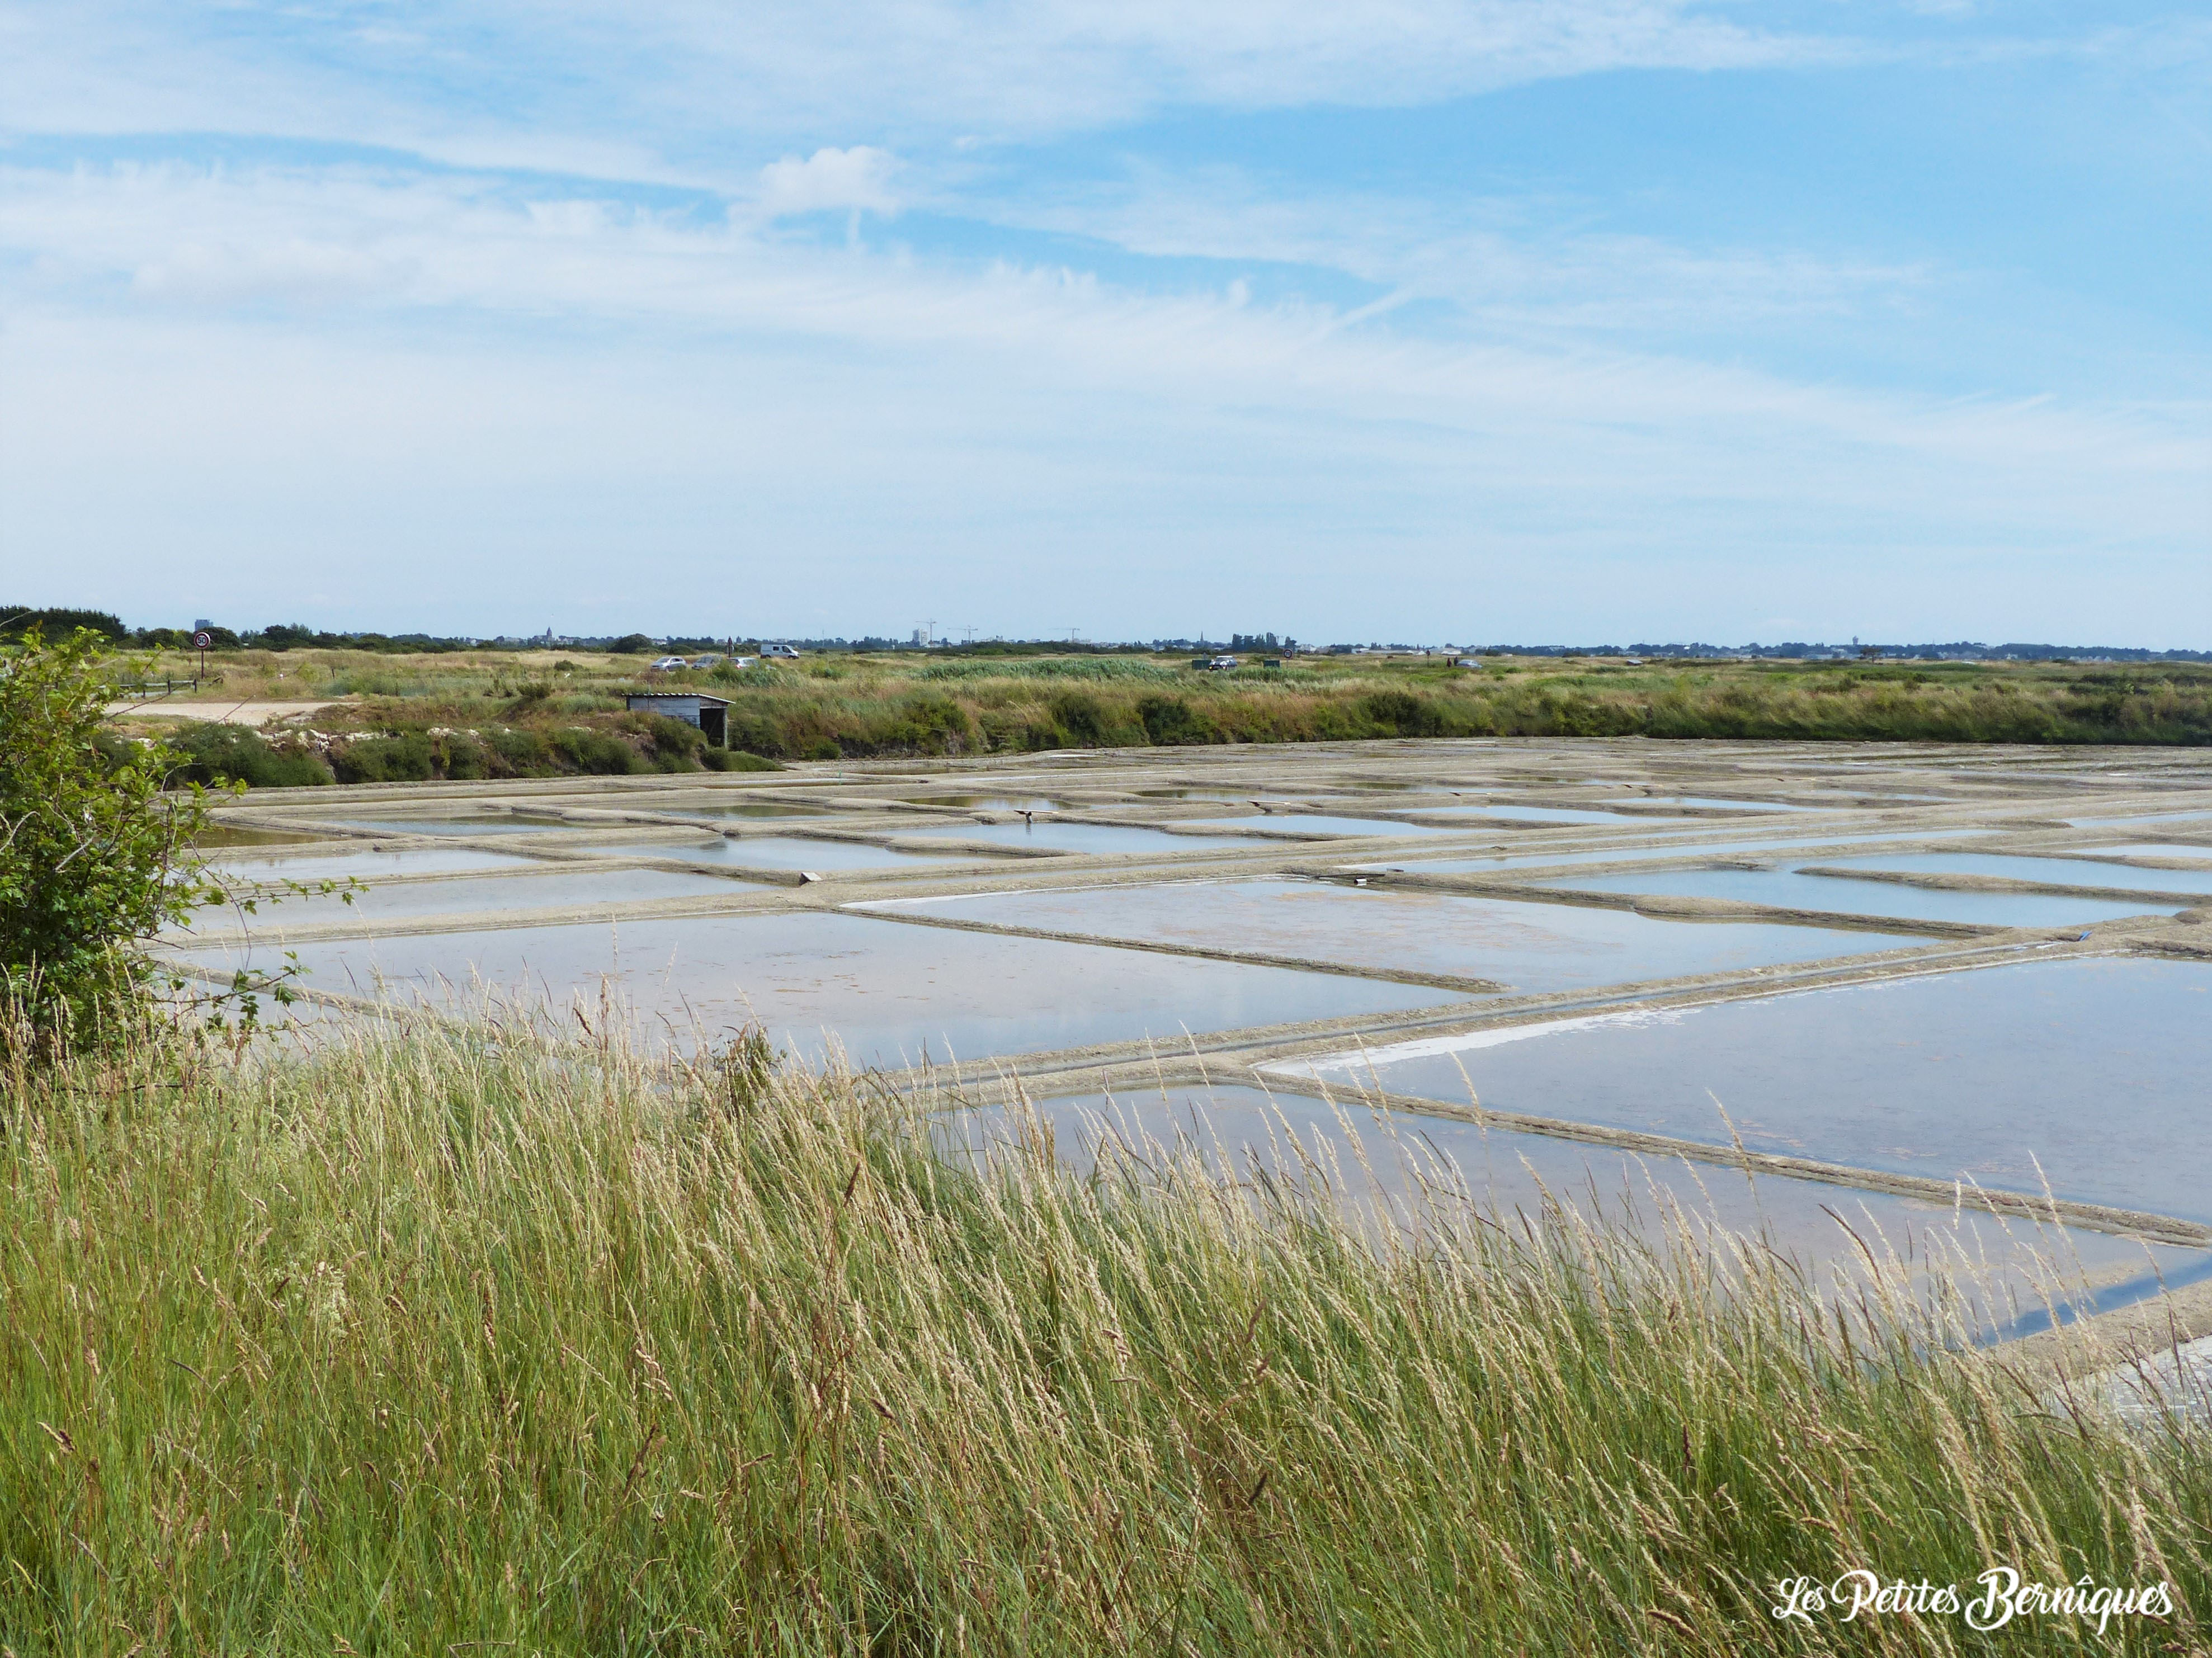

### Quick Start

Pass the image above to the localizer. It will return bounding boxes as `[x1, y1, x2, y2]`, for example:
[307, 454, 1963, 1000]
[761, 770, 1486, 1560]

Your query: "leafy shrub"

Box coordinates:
[433, 733, 491, 780]
[0, 630, 215, 1041]
[718, 709, 788, 759]
[1136, 695, 1223, 747]
[1046, 689, 1110, 744]
[485, 728, 551, 772]
[168, 722, 334, 788]
[636, 714, 708, 772]
[550, 728, 643, 775]
[1359, 689, 1446, 738]
[700, 748, 780, 772]
[333, 733, 436, 783]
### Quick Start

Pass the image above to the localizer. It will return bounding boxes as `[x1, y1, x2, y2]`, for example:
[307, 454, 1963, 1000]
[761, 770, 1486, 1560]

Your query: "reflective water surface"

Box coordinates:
[2070, 843, 2212, 864]
[891, 795, 1074, 811]
[864, 877, 1927, 993]
[1543, 868, 2175, 927]
[183, 868, 744, 928]
[322, 815, 573, 836]
[882, 821, 1267, 854]
[1400, 805, 1694, 825]
[1329, 958, 2212, 1222]
[1341, 829, 1999, 874]
[587, 837, 975, 871]
[210, 847, 553, 883]
[668, 802, 853, 820]
[1175, 814, 1460, 837]
[1817, 852, 2212, 896]
[176, 912, 1468, 1065]
[944, 1084, 2205, 1332]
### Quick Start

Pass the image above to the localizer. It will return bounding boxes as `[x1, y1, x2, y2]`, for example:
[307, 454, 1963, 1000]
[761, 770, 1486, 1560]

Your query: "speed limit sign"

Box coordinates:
[191, 630, 213, 649]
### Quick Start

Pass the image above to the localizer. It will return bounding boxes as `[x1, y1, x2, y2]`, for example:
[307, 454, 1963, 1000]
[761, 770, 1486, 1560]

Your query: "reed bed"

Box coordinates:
[124, 650, 2212, 781]
[3, 1014, 2207, 1652]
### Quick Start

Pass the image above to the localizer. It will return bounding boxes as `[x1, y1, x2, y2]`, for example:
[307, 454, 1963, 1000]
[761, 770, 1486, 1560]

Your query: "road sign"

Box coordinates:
[192, 630, 213, 649]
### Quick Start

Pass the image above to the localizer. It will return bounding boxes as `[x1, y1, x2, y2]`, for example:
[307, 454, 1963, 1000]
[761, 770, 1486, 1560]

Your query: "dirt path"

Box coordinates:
[108, 697, 351, 727]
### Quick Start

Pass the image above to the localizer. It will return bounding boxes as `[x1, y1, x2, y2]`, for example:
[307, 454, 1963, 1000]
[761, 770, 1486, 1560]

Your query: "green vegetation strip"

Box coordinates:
[97, 642, 2212, 788]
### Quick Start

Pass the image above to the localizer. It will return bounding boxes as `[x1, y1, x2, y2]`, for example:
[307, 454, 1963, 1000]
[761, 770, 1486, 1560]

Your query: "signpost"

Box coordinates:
[192, 630, 211, 682]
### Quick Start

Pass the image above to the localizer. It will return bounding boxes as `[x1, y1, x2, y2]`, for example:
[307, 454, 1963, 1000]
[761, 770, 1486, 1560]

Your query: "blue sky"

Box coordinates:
[0, 1, 2205, 644]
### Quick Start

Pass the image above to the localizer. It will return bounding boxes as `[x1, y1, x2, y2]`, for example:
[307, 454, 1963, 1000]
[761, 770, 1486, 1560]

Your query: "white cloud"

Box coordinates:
[755, 147, 901, 218]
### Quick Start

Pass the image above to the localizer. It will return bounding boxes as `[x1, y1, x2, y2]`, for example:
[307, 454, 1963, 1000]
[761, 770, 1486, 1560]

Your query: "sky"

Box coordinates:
[0, 2, 2206, 646]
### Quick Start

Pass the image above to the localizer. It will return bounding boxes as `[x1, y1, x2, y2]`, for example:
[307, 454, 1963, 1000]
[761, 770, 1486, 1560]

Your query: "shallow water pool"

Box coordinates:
[1318, 958, 2212, 1223]
[891, 795, 1076, 811]
[180, 867, 745, 929]
[1397, 804, 1693, 826]
[589, 837, 975, 871]
[1541, 868, 2175, 927]
[176, 912, 1469, 1066]
[320, 815, 575, 836]
[2069, 844, 2212, 864]
[860, 877, 1927, 994]
[1816, 852, 2212, 897]
[1626, 796, 1819, 813]
[1339, 827, 1999, 875]
[882, 821, 1268, 854]
[2061, 809, 2212, 829]
[209, 847, 553, 883]
[944, 1084, 2205, 1331]
[668, 801, 855, 820]
[1174, 814, 1460, 837]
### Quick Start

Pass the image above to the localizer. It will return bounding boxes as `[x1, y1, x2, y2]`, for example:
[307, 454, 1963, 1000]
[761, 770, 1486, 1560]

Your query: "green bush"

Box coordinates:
[0, 630, 216, 1042]
[725, 710, 791, 759]
[636, 713, 708, 771]
[1136, 694, 1223, 746]
[485, 728, 551, 773]
[333, 733, 436, 783]
[700, 747, 780, 771]
[167, 722, 334, 788]
[878, 693, 977, 756]
[1046, 689, 1110, 744]
[1359, 689, 1447, 738]
[434, 732, 492, 780]
[550, 728, 642, 775]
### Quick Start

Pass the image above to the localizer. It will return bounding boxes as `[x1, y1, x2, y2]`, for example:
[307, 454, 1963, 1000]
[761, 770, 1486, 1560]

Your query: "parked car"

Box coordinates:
[648, 655, 688, 671]
[690, 653, 724, 668]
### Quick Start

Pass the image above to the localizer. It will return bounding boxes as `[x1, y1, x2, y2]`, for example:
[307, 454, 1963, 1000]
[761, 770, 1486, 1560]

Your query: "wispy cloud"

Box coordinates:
[2, 160, 2198, 498]
[0, 0, 2203, 638]
[0, 1, 1836, 160]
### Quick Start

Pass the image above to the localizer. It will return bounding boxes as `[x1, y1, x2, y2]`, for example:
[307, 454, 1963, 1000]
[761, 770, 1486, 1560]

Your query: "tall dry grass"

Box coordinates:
[3, 1013, 2206, 1651]
[129, 649, 2212, 773]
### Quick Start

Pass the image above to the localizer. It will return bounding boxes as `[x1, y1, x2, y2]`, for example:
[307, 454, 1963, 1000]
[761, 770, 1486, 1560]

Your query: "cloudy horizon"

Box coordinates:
[1, 2, 2205, 645]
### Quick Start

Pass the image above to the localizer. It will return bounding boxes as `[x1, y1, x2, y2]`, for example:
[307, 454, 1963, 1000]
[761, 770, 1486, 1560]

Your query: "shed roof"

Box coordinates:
[626, 692, 733, 707]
